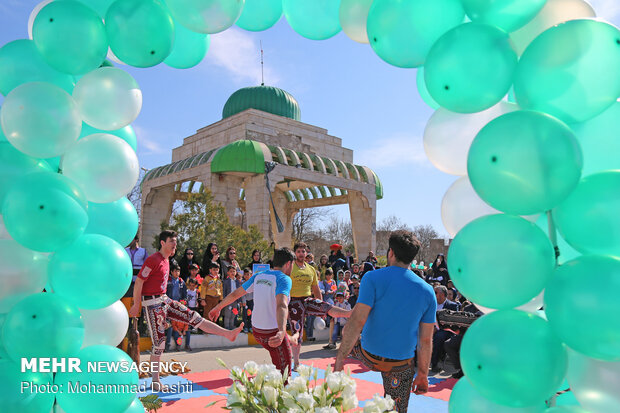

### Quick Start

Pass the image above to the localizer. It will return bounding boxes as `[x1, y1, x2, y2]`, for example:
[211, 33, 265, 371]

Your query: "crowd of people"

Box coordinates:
[126, 232, 480, 412]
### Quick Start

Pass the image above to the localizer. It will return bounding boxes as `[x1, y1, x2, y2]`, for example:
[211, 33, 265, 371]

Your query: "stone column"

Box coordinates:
[243, 174, 271, 241]
[140, 184, 176, 254]
[209, 173, 244, 225]
[348, 190, 377, 262]
[270, 188, 296, 248]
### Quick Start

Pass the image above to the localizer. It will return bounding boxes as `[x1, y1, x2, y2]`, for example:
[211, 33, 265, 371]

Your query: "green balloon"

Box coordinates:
[283, 0, 342, 40]
[461, 0, 546, 32]
[416, 67, 439, 109]
[166, 0, 244, 34]
[80, 123, 137, 152]
[514, 19, 620, 124]
[545, 255, 620, 361]
[124, 399, 147, 413]
[0, 142, 52, 206]
[534, 214, 580, 265]
[0, 359, 55, 413]
[461, 310, 567, 407]
[554, 171, 620, 256]
[570, 102, 620, 176]
[2, 172, 88, 252]
[55, 345, 139, 413]
[449, 378, 547, 413]
[448, 214, 555, 309]
[75, 0, 115, 18]
[236, 0, 282, 31]
[49, 234, 132, 309]
[164, 24, 210, 69]
[2, 293, 84, 360]
[0, 81, 82, 158]
[33, 0, 108, 75]
[85, 198, 139, 247]
[105, 0, 175, 68]
[468, 110, 582, 215]
[367, 0, 464, 68]
[424, 23, 517, 113]
[0, 39, 75, 96]
[545, 408, 590, 413]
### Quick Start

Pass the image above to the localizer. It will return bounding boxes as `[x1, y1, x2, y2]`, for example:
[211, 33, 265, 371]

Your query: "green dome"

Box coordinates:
[211, 140, 266, 174]
[222, 85, 301, 121]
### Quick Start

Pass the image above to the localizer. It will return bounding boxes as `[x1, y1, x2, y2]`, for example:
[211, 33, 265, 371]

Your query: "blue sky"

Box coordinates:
[1, 0, 619, 235]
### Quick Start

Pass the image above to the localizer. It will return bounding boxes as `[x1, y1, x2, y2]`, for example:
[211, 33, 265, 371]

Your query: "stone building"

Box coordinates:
[140, 85, 382, 258]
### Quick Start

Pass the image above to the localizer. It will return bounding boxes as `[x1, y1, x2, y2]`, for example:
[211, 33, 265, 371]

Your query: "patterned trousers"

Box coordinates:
[142, 295, 203, 356]
[252, 327, 292, 375]
[350, 342, 415, 413]
[288, 296, 332, 339]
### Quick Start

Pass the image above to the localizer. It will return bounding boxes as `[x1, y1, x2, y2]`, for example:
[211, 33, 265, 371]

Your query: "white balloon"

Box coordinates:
[423, 101, 518, 175]
[516, 291, 544, 313]
[27, 0, 55, 40]
[510, 0, 596, 55]
[441, 176, 499, 237]
[567, 349, 620, 413]
[61, 133, 139, 203]
[72, 67, 142, 131]
[0, 239, 48, 313]
[80, 300, 129, 347]
[339, 0, 373, 44]
[314, 317, 326, 330]
[0, 215, 12, 240]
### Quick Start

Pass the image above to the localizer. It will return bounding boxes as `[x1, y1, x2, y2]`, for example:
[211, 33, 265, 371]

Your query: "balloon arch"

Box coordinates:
[1, 0, 619, 412]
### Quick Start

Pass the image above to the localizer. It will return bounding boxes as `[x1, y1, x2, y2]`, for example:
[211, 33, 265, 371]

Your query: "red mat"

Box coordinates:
[180, 369, 233, 395]
[162, 395, 227, 412]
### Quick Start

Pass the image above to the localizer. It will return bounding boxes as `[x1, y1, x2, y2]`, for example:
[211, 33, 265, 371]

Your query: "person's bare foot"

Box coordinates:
[228, 323, 244, 341]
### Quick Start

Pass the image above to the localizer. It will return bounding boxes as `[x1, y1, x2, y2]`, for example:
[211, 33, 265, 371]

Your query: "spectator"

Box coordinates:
[429, 254, 449, 285]
[166, 263, 186, 302]
[345, 250, 354, 270]
[318, 254, 330, 281]
[351, 262, 361, 278]
[241, 268, 253, 333]
[202, 242, 223, 278]
[125, 236, 148, 297]
[188, 263, 202, 286]
[328, 292, 351, 348]
[430, 285, 461, 374]
[343, 270, 352, 286]
[320, 269, 336, 305]
[348, 282, 359, 307]
[365, 251, 378, 266]
[246, 249, 263, 269]
[200, 262, 223, 320]
[222, 266, 242, 329]
[222, 246, 242, 278]
[178, 248, 195, 281]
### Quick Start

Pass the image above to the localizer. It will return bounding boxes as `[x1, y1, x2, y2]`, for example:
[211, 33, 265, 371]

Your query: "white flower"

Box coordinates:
[230, 408, 244, 413]
[285, 376, 307, 394]
[343, 394, 358, 411]
[375, 394, 394, 411]
[227, 381, 246, 396]
[262, 385, 278, 407]
[313, 385, 327, 405]
[282, 391, 299, 409]
[326, 371, 344, 392]
[363, 400, 381, 413]
[297, 391, 315, 411]
[297, 364, 313, 378]
[286, 408, 302, 413]
[264, 370, 283, 387]
[244, 361, 258, 376]
[227, 390, 245, 407]
[314, 407, 338, 413]
[254, 363, 276, 386]
[231, 366, 243, 379]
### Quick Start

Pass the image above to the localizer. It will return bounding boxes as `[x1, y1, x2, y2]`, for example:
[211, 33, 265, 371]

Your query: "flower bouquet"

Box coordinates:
[216, 359, 396, 413]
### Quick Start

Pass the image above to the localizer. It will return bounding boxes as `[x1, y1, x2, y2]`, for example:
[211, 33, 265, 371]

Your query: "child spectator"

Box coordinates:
[348, 282, 359, 307]
[241, 268, 253, 333]
[222, 265, 242, 330]
[320, 269, 336, 305]
[325, 292, 351, 349]
[188, 263, 202, 286]
[201, 262, 223, 320]
[165, 264, 187, 351]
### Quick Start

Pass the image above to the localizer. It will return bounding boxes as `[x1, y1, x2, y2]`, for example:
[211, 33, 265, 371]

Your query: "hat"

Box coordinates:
[335, 291, 344, 297]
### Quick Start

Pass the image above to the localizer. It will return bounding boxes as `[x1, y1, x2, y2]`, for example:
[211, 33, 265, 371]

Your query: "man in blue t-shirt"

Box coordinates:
[209, 248, 295, 374]
[335, 231, 437, 413]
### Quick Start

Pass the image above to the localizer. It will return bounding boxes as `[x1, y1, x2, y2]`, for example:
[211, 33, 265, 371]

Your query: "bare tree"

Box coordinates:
[127, 168, 147, 222]
[412, 224, 439, 264]
[292, 208, 331, 242]
[324, 216, 353, 247]
[376, 215, 412, 255]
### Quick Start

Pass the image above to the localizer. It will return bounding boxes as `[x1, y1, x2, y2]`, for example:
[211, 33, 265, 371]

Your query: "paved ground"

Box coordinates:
[139, 338, 458, 412]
